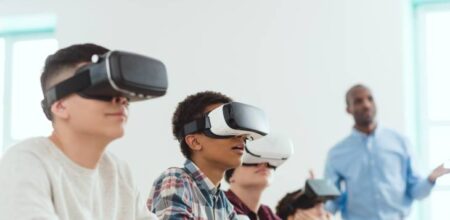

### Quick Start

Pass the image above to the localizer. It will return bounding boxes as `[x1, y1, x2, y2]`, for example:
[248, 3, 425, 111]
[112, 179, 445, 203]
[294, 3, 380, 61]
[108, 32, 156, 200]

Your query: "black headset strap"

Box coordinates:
[178, 117, 211, 138]
[42, 69, 92, 107]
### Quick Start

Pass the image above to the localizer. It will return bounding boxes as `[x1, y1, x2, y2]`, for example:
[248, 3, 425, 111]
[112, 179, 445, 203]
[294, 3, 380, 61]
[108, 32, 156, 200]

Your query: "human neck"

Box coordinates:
[191, 156, 226, 187]
[49, 127, 111, 169]
[354, 122, 377, 135]
[230, 185, 264, 213]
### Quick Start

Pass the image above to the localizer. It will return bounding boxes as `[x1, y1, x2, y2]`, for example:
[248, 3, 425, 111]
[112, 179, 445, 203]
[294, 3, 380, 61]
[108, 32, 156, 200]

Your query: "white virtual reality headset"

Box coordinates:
[242, 133, 294, 169]
[179, 102, 270, 141]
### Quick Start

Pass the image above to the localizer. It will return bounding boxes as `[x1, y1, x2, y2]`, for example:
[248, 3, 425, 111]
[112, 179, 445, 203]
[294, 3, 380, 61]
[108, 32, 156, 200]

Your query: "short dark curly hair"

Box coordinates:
[172, 91, 232, 159]
[276, 189, 303, 220]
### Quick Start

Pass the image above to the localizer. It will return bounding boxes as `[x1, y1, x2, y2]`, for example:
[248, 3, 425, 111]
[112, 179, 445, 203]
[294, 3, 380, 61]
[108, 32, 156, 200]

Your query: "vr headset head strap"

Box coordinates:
[41, 70, 93, 120]
[178, 116, 211, 139]
[43, 69, 92, 106]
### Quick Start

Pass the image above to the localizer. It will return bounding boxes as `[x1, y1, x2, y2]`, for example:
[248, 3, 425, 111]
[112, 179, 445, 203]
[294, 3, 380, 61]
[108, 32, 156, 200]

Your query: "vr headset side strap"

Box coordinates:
[44, 70, 92, 106]
[179, 117, 211, 138]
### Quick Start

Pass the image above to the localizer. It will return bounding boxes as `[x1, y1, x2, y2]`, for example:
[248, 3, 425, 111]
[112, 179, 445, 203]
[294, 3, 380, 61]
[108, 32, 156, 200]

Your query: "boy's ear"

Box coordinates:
[185, 134, 202, 151]
[51, 100, 69, 120]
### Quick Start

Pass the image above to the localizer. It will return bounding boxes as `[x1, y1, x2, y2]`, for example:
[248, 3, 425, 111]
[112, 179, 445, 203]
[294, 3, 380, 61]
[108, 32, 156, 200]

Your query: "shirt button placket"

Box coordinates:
[367, 136, 380, 220]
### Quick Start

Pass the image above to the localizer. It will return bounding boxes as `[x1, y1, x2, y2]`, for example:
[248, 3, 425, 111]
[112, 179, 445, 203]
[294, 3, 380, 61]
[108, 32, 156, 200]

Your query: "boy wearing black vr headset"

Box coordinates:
[0, 43, 167, 219]
[273, 170, 337, 220]
[147, 91, 270, 219]
[275, 186, 332, 220]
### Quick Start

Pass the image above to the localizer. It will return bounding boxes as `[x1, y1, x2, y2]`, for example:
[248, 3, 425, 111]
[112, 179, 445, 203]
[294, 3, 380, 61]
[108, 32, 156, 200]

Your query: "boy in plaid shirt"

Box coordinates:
[147, 91, 248, 220]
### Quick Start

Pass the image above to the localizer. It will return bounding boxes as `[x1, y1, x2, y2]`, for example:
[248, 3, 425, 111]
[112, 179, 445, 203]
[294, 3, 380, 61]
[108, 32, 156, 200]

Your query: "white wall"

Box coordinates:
[0, 0, 409, 210]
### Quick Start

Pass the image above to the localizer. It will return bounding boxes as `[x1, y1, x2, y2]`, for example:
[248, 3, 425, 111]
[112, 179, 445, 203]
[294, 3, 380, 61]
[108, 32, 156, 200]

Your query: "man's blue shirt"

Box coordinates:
[324, 126, 434, 220]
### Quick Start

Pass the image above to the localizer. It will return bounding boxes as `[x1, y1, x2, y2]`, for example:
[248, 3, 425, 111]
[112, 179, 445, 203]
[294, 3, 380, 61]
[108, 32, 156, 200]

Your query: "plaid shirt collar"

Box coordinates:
[184, 160, 221, 198]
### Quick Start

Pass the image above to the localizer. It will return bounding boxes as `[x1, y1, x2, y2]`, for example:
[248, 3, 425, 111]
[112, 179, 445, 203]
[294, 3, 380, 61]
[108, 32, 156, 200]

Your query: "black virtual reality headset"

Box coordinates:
[41, 50, 168, 120]
[293, 179, 341, 209]
[242, 133, 294, 169]
[179, 102, 270, 141]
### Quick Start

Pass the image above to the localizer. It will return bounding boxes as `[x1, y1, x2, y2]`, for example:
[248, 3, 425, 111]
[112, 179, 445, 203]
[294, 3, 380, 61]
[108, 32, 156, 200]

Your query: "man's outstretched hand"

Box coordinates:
[428, 164, 450, 183]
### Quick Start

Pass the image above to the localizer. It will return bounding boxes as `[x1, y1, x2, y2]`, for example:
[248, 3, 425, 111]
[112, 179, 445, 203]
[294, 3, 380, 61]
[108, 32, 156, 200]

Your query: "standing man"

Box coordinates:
[324, 84, 450, 220]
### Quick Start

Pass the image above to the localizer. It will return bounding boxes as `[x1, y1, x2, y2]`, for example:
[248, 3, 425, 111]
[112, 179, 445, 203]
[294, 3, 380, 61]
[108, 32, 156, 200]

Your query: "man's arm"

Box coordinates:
[402, 138, 448, 200]
[147, 173, 195, 220]
[323, 155, 345, 214]
[0, 150, 58, 219]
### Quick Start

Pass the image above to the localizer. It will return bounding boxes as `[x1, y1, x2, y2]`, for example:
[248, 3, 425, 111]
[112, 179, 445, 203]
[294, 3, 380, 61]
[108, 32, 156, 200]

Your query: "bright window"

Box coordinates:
[0, 14, 57, 153]
[10, 39, 58, 140]
[415, 2, 450, 219]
